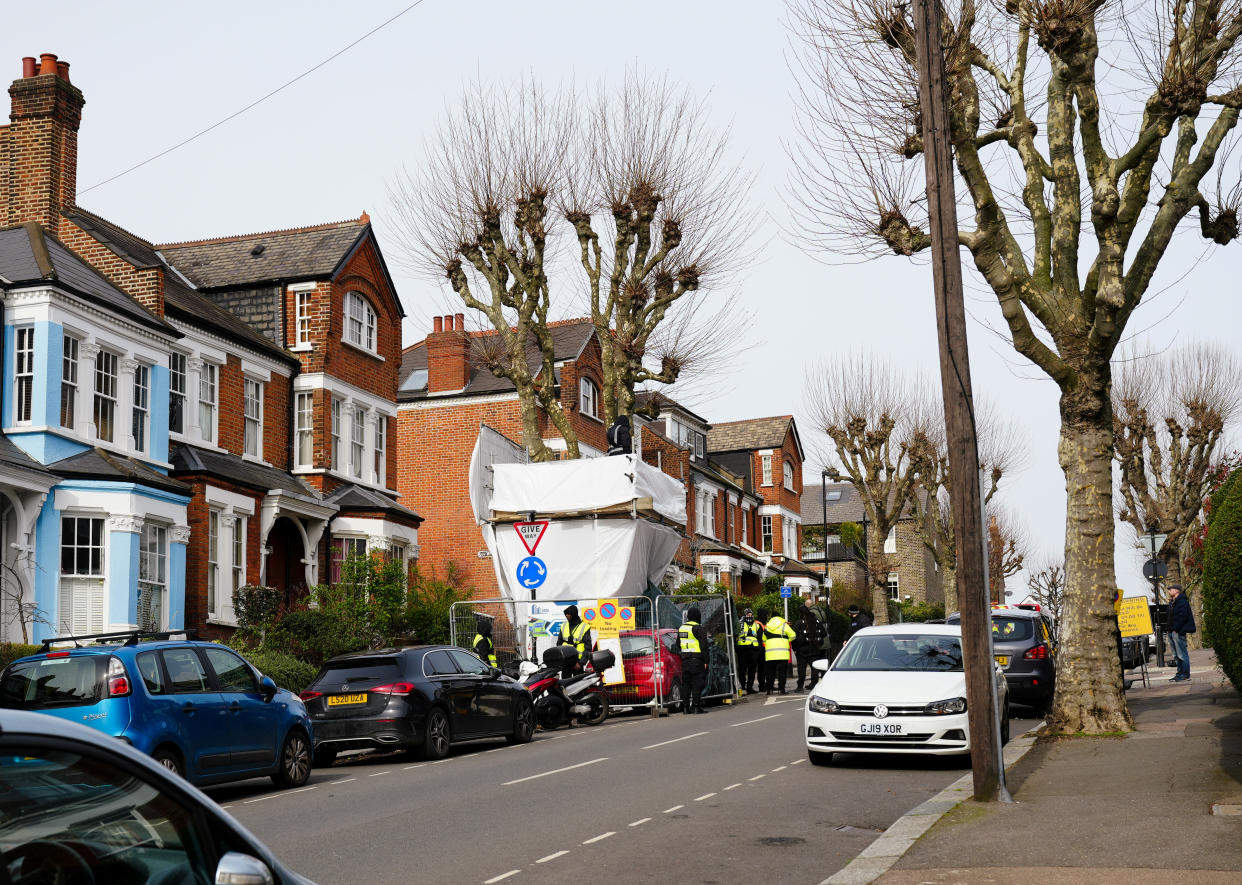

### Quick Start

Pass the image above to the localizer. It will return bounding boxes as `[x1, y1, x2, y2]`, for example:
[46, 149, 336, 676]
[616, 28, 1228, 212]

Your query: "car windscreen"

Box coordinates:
[310, 657, 401, 688]
[991, 618, 1034, 642]
[834, 634, 964, 671]
[620, 635, 654, 658]
[0, 656, 108, 709]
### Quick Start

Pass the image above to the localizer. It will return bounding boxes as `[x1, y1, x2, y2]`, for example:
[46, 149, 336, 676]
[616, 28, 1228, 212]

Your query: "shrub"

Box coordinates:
[403, 565, 470, 646]
[0, 643, 41, 670]
[1203, 467, 1242, 694]
[269, 608, 369, 666]
[894, 600, 945, 623]
[233, 585, 283, 641]
[240, 647, 319, 695]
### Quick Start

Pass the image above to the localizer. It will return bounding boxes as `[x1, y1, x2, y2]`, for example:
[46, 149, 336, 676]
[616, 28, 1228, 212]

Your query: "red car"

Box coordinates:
[607, 629, 685, 711]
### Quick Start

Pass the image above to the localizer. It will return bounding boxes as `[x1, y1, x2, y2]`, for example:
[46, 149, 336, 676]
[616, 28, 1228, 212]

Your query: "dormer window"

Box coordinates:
[344, 292, 377, 352]
[579, 377, 600, 420]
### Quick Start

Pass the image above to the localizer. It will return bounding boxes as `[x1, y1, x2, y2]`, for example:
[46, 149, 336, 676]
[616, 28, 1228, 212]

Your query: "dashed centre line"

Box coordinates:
[329, 777, 356, 784]
[724, 783, 742, 791]
[663, 804, 685, 813]
[502, 757, 608, 786]
[731, 713, 783, 727]
[243, 785, 315, 804]
[368, 770, 392, 777]
[582, 832, 615, 845]
[790, 759, 805, 765]
[771, 766, 787, 772]
[642, 731, 708, 750]
[536, 851, 568, 864]
[748, 774, 766, 781]
[484, 871, 521, 884]
[629, 817, 651, 827]
[695, 792, 717, 801]
[402, 764, 424, 771]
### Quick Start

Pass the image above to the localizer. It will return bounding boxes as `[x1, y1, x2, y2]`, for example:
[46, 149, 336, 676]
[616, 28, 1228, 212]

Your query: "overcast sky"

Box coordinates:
[7, 1, 1238, 597]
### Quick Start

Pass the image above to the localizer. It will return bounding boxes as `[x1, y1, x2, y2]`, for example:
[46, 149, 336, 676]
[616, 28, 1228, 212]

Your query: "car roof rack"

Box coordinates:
[38, 629, 199, 652]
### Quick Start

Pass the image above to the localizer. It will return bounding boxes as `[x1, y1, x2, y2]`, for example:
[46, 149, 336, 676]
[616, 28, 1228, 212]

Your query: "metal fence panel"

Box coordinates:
[654, 593, 738, 702]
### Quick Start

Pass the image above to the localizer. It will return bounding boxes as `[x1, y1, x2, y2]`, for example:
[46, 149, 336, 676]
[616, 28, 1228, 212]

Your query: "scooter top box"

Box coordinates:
[589, 649, 616, 672]
[542, 645, 578, 666]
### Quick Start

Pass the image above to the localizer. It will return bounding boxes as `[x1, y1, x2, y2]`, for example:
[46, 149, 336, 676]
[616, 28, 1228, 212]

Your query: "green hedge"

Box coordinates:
[1203, 467, 1242, 695]
[240, 648, 319, 695]
[0, 643, 41, 670]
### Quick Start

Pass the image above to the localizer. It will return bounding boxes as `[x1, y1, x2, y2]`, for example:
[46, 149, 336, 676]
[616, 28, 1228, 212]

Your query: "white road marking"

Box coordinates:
[330, 777, 356, 784]
[484, 871, 521, 883]
[748, 774, 765, 781]
[582, 832, 615, 844]
[402, 764, 424, 771]
[730, 713, 782, 727]
[220, 805, 234, 810]
[540, 735, 566, 742]
[642, 731, 708, 750]
[243, 786, 316, 804]
[629, 817, 651, 827]
[536, 851, 569, 864]
[723, 783, 742, 791]
[502, 757, 608, 786]
[663, 804, 685, 813]
[368, 771, 391, 777]
[790, 759, 805, 765]
[431, 758, 452, 764]
[695, 792, 717, 801]
[772, 766, 787, 772]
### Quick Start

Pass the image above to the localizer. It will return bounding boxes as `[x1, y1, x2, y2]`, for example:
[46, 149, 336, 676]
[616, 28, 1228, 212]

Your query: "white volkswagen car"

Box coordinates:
[805, 623, 1009, 765]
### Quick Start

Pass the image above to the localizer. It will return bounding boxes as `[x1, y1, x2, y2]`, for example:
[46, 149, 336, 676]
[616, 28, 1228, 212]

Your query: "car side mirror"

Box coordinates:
[215, 851, 274, 885]
[812, 659, 829, 674]
[258, 676, 278, 701]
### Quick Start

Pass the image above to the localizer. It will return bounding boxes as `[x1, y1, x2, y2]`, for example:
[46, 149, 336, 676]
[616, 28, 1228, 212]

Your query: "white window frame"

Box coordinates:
[344, 292, 377, 353]
[887, 571, 900, 601]
[761, 452, 773, 486]
[243, 378, 263, 458]
[331, 536, 369, 585]
[208, 509, 220, 617]
[374, 414, 386, 485]
[132, 363, 149, 453]
[138, 522, 166, 631]
[169, 352, 187, 436]
[761, 515, 773, 553]
[93, 350, 119, 443]
[702, 564, 721, 584]
[351, 406, 365, 478]
[61, 334, 78, 429]
[741, 510, 749, 546]
[884, 525, 897, 554]
[59, 515, 106, 636]
[198, 361, 218, 444]
[295, 392, 314, 469]
[14, 326, 34, 425]
[232, 515, 246, 595]
[579, 377, 600, 420]
[295, 289, 313, 347]
[331, 397, 342, 472]
[61, 515, 105, 577]
[783, 460, 795, 492]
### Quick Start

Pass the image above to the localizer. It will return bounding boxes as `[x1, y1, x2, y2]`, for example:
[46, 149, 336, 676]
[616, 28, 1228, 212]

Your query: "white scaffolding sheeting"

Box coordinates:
[489, 454, 686, 524]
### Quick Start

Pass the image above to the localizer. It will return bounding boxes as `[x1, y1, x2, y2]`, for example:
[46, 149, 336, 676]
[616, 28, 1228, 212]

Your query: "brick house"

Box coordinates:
[801, 480, 940, 605]
[0, 54, 419, 641]
[396, 316, 609, 595]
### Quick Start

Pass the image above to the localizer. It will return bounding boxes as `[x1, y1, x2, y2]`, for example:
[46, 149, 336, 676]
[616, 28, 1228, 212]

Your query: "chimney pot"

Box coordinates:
[21, 57, 36, 78]
[56, 61, 69, 82]
[38, 53, 58, 76]
[445, 314, 455, 331]
[433, 316, 443, 333]
[455, 312, 465, 331]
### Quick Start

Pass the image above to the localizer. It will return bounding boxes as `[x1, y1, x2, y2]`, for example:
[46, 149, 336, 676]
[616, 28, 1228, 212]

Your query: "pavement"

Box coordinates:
[824, 646, 1242, 885]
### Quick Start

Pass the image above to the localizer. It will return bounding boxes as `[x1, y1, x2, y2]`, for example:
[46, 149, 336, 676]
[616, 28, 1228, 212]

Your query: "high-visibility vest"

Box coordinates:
[737, 621, 761, 647]
[473, 634, 497, 666]
[679, 621, 702, 654]
[764, 617, 795, 661]
[559, 620, 591, 656]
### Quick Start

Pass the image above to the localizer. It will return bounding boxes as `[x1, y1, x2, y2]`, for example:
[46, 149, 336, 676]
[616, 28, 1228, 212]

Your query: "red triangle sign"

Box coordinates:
[514, 520, 550, 555]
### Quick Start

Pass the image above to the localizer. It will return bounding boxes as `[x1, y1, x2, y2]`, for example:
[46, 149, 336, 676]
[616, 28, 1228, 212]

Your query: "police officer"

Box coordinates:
[736, 608, 762, 694]
[764, 611, 796, 695]
[556, 605, 592, 676]
[473, 618, 498, 666]
[846, 604, 873, 642]
[679, 605, 709, 714]
[794, 602, 826, 691]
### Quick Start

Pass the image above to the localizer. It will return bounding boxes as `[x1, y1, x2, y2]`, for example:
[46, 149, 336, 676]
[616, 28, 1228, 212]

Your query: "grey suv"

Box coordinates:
[946, 605, 1056, 713]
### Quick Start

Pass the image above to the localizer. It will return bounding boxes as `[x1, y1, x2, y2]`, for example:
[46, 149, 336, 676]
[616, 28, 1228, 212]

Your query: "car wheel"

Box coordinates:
[152, 747, 183, 778]
[313, 746, 337, 768]
[508, 697, 535, 744]
[422, 707, 451, 760]
[665, 680, 683, 713]
[271, 729, 312, 788]
[1001, 700, 1011, 746]
[808, 749, 834, 766]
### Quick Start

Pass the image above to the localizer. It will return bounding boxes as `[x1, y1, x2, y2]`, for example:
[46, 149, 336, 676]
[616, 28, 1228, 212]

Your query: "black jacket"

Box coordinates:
[1169, 594, 1196, 634]
[794, 615, 826, 654]
[847, 611, 873, 638]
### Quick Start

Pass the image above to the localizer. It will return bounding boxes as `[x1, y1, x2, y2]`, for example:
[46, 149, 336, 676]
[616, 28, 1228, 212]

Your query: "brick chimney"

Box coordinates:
[426, 314, 471, 393]
[2, 54, 85, 230]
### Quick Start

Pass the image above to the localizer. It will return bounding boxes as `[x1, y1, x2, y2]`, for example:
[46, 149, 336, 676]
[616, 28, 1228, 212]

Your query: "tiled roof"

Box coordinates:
[61, 208, 292, 361]
[399, 319, 596, 400]
[158, 219, 368, 289]
[0, 223, 176, 336]
[50, 447, 192, 496]
[0, 434, 55, 482]
[801, 482, 865, 524]
[634, 390, 710, 426]
[707, 416, 794, 453]
[170, 443, 321, 501]
[323, 483, 422, 524]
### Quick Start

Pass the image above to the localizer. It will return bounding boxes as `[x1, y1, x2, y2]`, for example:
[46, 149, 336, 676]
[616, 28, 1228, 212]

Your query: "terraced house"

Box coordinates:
[0, 54, 419, 643]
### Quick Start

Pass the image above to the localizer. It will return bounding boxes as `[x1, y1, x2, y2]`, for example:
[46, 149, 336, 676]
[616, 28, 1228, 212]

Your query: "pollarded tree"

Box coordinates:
[788, 0, 1242, 733]
[1114, 341, 1242, 591]
[389, 74, 751, 460]
[987, 507, 1030, 603]
[1026, 555, 1067, 631]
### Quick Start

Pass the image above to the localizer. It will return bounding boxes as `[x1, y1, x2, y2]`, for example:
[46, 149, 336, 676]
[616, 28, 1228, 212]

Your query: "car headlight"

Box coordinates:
[808, 696, 840, 714]
[926, 697, 967, 715]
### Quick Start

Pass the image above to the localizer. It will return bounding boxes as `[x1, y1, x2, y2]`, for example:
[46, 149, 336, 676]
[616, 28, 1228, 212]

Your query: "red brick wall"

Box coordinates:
[3, 69, 84, 232]
[56, 217, 165, 315]
[180, 476, 264, 640]
[264, 374, 290, 469]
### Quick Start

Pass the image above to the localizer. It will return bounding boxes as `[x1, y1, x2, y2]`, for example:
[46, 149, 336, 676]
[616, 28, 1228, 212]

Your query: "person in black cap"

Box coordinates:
[846, 604, 872, 643]
[679, 605, 709, 714]
[556, 605, 592, 676]
[736, 608, 762, 694]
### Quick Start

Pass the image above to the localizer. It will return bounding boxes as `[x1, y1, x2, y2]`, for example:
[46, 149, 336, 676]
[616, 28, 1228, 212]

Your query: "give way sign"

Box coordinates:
[514, 520, 550, 555]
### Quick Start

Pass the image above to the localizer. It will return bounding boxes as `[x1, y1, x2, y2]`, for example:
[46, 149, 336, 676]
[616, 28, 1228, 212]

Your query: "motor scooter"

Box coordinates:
[520, 645, 614, 729]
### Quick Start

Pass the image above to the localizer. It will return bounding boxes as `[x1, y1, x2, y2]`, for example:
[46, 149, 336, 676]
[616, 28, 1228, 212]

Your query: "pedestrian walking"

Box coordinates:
[794, 602, 826, 691]
[679, 605, 709, 714]
[1167, 585, 1195, 682]
[736, 608, 762, 694]
[845, 604, 873, 642]
[763, 612, 796, 695]
[473, 619, 497, 666]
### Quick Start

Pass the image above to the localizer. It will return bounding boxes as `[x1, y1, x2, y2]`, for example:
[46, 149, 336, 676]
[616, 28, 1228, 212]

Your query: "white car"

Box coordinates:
[804, 623, 1009, 765]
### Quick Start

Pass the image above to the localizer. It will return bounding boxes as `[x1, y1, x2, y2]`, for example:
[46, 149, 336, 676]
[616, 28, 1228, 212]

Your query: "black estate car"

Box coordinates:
[300, 646, 535, 765]
[947, 605, 1057, 713]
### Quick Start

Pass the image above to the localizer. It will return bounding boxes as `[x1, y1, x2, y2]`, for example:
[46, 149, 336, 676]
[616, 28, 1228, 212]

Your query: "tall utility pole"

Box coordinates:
[911, 0, 1005, 802]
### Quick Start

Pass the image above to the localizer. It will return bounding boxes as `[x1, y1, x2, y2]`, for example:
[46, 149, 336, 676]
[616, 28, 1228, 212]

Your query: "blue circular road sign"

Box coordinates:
[517, 556, 547, 589]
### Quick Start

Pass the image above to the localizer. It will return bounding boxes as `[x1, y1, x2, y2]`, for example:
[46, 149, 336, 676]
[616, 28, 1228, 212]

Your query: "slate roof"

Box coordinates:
[0, 223, 176, 336]
[50, 447, 192, 496]
[635, 390, 710, 426]
[707, 416, 796, 454]
[170, 443, 321, 501]
[61, 208, 295, 362]
[0, 434, 55, 482]
[158, 220, 369, 290]
[801, 482, 865, 524]
[322, 483, 422, 524]
[399, 319, 597, 401]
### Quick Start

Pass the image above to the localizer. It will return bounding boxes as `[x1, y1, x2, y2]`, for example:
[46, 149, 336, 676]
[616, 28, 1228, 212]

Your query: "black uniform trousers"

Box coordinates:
[683, 655, 707, 711]
[766, 658, 789, 693]
[737, 646, 760, 692]
[795, 649, 822, 689]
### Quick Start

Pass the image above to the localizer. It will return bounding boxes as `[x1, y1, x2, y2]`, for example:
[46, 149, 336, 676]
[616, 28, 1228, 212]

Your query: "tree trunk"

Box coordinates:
[869, 539, 890, 625]
[941, 563, 958, 614]
[1049, 407, 1132, 733]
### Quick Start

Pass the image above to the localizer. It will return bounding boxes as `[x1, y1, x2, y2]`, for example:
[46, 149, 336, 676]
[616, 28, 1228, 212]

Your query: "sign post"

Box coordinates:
[780, 585, 792, 621]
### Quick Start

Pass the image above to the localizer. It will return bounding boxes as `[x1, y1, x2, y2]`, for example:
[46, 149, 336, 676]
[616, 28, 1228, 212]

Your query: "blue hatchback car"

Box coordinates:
[0, 631, 312, 789]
